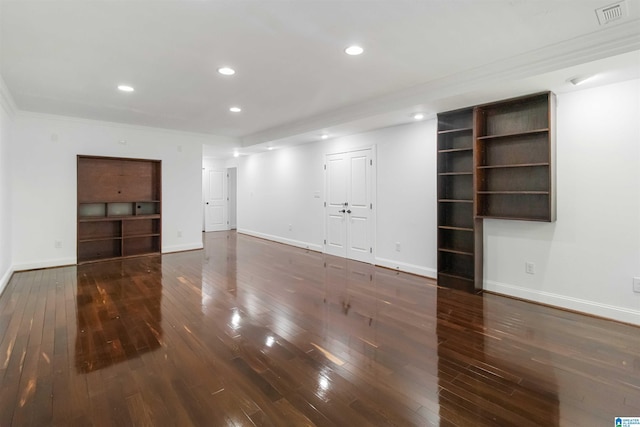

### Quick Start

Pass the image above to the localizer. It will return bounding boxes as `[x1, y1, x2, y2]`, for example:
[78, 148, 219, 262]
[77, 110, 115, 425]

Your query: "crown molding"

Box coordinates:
[242, 19, 640, 147]
[14, 110, 239, 145]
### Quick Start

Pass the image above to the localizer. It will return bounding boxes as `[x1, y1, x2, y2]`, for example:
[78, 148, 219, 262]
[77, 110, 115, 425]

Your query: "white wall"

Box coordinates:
[11, 113, 205, 270]
[373, 120, 437, 275]
[236, 80, 640, 325]
[0, 88, 14, 294]
[238, 141, 325, 249]
[484, 78, 640, 325]
[7, 78, 639, 324]
[202, 157, 227, 170]
[237, 119, 437, 276]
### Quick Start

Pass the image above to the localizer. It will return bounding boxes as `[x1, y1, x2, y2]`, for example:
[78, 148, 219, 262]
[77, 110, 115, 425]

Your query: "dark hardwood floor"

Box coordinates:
[1, 231, 639, 426]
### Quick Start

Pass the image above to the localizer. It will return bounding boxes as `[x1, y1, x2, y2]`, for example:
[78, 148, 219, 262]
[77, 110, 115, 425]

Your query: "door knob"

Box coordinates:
[347, 210, 352, 214]
[339, 209, 346, 213]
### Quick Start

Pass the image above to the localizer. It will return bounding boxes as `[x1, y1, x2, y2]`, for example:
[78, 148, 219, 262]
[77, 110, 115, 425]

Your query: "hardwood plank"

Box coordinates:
[0, 231, 639, 425]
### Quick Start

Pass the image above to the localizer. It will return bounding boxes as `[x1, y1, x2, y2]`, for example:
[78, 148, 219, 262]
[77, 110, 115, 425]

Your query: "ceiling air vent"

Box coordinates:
[595, 1, 627, 25]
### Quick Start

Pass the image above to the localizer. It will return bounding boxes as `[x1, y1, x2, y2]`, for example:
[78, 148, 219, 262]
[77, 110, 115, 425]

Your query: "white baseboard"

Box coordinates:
[162, 242, 203, 253]
[7, 244, 202, 275]
[375, 257, 437, 278]
[237, 229, 323, 252]
[0, 265, 15, 296]
[237, 230, 436, 279]
[12, 257, 77, 272]
[485, 279, 640, 326]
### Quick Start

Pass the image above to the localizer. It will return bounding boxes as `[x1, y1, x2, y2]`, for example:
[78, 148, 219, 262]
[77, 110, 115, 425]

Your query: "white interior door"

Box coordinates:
[325, 154, 348, 257]
[346, 151, 372, 262]
[204, 168, 228, 232]
[325, 149, 374, 263]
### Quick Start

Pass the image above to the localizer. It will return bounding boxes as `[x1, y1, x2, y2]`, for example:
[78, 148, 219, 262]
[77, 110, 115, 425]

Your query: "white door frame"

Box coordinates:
[323, 145, 376, 263]
[227, 167, 238, 230]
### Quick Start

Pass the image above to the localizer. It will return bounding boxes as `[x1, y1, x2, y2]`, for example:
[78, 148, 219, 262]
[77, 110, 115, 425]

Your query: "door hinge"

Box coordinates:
[324, 164, 326, 170]
[227, 173, 229, 178]
[324, 201, 326, 207]
[370, 159, 372, 166]
[370, 203, 373, 209]
[324, 239, 327, 245]
[370, 247, 373, 253]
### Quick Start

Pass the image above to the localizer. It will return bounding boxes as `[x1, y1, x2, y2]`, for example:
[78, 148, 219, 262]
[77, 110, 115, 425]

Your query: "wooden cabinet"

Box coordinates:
[475, 92, 556, 221]
[437, 92, 555, 292]
[77, 156, 161, 263]
[437, 108, 483, 292]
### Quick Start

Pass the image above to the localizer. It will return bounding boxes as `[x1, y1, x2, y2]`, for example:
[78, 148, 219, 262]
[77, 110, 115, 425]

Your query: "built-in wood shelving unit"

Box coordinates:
[475, 92, 556, 222]
[77, 156, 162, 263]
[437, 108, 483, 293]
[436, 92, 556, 293]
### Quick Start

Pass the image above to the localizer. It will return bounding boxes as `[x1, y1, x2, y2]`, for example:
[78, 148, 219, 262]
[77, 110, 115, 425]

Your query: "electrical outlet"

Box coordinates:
[633, 277, 640, 293]
[288, 224, 292, 231]
[54, 240, 62, 249]
[525, 262, 535, 275]
[395, 242, 401, 252]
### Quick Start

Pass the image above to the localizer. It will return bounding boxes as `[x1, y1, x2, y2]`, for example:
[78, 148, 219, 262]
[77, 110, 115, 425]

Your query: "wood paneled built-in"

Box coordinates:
[77, 156, 161, 263]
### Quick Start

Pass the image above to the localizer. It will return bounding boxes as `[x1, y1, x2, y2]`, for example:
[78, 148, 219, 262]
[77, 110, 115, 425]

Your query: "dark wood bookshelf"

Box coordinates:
[436, 92, 556, 293]
[438, 147, 473, 153]
[438, 172, 473, 176]
[475, 92, 556, 222]
[77, 156, 162, 263]
[437, 108, 483, 293]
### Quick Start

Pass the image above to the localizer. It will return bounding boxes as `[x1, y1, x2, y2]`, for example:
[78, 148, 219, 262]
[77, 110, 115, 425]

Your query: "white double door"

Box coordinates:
[325, 148, 374, 263]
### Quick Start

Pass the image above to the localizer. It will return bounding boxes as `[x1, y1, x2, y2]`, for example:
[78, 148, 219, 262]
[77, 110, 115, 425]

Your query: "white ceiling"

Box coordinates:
[1, 0, 639, 158]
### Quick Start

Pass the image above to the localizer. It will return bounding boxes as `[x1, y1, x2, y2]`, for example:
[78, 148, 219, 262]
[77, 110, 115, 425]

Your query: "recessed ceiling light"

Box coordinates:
[267, 146, 274, 151]
[413, 113, 425, 120]
[321, 134, 329, 140]
[218, 67, 235, 76]
[117, 85, 134, 92]
[233, 151, 239, 158]
[229, 106, 242, 113]
[345, 45, 364, 56]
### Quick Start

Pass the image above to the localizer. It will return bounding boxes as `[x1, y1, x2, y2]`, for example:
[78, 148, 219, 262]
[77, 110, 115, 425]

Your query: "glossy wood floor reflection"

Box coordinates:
[1, 232, 639, 426]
